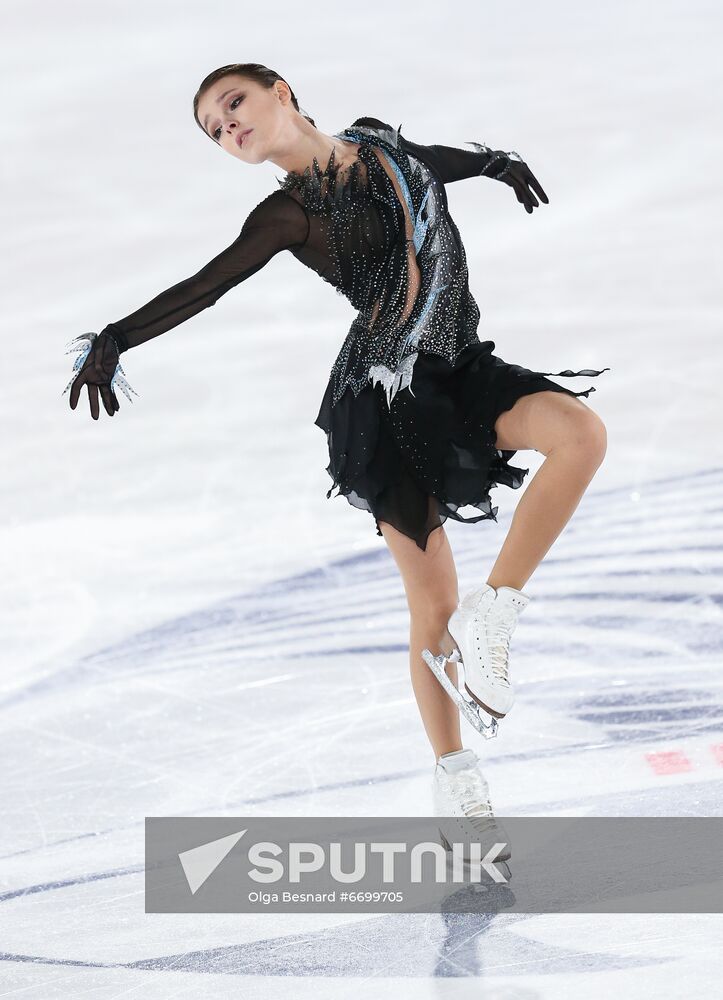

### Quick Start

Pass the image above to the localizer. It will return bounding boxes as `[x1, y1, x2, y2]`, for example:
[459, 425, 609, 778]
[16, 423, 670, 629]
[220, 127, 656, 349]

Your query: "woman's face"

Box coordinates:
[197, 75, 287, 164]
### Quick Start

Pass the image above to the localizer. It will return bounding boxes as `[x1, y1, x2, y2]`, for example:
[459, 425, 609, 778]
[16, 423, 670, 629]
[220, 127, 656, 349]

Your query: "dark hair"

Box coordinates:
[193, 63, 315, 138]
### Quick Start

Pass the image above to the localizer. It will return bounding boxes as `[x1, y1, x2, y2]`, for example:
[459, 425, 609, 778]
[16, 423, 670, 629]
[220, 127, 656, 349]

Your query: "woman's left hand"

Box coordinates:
[499, 156, 549, 214]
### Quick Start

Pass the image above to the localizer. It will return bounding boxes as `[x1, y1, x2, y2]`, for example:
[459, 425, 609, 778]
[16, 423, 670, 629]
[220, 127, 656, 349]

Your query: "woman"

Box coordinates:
[64, 63, 610, 840]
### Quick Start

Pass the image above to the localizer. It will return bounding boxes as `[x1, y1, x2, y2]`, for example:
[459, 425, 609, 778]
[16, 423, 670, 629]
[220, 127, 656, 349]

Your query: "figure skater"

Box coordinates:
[64, 63, 610, 845]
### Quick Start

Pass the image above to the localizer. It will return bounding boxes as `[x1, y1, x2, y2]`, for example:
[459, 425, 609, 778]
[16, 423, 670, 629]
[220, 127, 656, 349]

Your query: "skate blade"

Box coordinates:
[421, 647, 499, 739]
[463, 683, 506, 721]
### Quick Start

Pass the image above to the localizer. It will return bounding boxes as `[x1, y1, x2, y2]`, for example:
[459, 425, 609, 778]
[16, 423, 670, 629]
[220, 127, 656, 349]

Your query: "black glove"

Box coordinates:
[63, 330, 139, 420]
[467, 142, 549, 214]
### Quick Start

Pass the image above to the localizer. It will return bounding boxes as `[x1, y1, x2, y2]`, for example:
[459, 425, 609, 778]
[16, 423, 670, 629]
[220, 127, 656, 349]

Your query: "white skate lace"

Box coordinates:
[448, 769, 497, 832]
[472, 604, 519, 684]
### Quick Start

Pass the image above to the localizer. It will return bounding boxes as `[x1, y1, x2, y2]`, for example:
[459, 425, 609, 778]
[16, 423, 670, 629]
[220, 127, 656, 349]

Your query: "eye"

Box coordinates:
[212, 95, 244, 141]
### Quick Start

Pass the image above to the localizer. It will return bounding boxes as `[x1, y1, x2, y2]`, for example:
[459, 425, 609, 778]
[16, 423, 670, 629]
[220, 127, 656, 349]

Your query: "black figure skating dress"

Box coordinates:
[94, 116, 610, 551]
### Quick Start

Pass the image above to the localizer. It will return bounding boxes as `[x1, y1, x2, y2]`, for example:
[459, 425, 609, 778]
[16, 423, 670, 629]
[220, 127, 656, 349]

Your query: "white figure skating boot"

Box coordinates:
[432, 748, 511, 864]
[422, 583, 530, 739]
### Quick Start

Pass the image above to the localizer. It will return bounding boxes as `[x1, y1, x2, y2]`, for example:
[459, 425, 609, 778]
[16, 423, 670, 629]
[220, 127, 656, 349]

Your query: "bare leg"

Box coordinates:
[377, 390, 607, 758]
[488, 390, 608, 590]
[378, 519, 464, 761]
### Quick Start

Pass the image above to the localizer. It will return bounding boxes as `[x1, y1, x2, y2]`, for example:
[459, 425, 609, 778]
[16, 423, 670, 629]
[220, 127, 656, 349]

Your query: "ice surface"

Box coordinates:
[2, 0, 722, 995]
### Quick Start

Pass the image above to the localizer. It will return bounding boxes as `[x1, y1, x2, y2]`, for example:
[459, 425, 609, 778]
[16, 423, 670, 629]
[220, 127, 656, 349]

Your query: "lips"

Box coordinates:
[236, 129, 253, 149]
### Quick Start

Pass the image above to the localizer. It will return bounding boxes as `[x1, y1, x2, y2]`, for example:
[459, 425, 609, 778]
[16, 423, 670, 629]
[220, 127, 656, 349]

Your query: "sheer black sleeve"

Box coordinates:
[101, 190, 309, 353]
[399, 135, 516, 185]
[397, 127, 546, 215]
[349, 117, 517, 186]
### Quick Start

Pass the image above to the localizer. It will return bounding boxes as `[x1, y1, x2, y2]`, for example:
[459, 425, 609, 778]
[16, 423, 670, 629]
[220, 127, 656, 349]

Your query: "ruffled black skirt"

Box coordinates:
[315, 339, 610, 551]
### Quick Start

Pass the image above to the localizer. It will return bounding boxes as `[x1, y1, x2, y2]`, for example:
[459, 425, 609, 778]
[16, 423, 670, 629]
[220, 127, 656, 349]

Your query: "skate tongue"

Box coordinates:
[437, 749, 478, 774]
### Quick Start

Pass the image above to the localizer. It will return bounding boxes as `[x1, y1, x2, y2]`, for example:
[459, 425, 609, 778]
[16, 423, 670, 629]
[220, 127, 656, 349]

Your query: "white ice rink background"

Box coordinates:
[2, 0, 722, 996]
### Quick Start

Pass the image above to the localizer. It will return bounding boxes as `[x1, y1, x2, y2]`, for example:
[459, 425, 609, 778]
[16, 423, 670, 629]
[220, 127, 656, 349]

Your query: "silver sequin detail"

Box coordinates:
[464, 141, 522, 180]
[61, 331, 140, 402]
[280, 122, 485, 409]
[368, 350, 419, 408]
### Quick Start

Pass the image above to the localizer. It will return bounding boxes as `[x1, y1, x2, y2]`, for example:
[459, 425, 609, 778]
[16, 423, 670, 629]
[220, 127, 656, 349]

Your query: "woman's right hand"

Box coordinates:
[63, 331, 138, 419]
